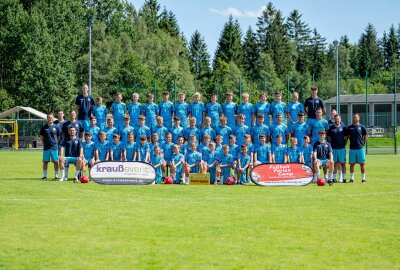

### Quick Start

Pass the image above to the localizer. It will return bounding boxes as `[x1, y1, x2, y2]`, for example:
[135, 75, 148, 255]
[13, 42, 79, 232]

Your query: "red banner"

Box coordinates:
[250, 163, 313, 186]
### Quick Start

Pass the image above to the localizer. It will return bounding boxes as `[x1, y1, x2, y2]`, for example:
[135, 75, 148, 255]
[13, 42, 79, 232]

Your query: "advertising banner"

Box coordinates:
[250, 163, 313, 186]
[90, 161, 156, 185]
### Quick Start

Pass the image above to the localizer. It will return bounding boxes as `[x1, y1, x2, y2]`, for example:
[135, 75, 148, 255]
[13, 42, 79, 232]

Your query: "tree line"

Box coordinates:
[0, 0, 399, 112]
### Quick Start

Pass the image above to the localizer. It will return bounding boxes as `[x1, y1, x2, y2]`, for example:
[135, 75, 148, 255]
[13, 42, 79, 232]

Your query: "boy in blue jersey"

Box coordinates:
[110, 93, 126, 132]
[184, 117, 201, 144]
[347, 113, 367, 183]
[253, 134, 271, 165]
[223, 92, 237, 128]
[197, 134, 211, 157]
[143, 93, 159, 128]
[228, 135, 239, 160]
[287, 137, 303, 163]
[62, 110, 84, 141]
[244, 134, 254, 169]
[102, 117, 118, 142]
[40, 113, 62, 180]
[171, 116, 183, 144]
[134, 115, 151, 143]
[304, 86, 325, 127]
[93, 96, 107, 130]
[270, 91, 287, 125]
[88, 116, 100, 143]
[59, 126, 84, 182]
[269, 114, 289, 146]
[135, 135, 150, 163]
[158, 91, 174, 129]
[327, 114, 348, 183]
[82, 132, 96, 178]
[251, 114, 270, 146]
[151, 146, 164, 184]
[170, 144, 185, 184]
[217, 145, 234, 184]
[237, 92, 254, 127]
[176, 136, 187, 156]
[161, 132, 174, 179]
[124, 132, 136, 161]
[205, 142, 219, 184]
[272, 135, 287, 163]
[255, 92, 271, 126]
[301, 135, 313, 168]
[234, 114, 250, 147]
[128, 93, 142, 128]
[313, 130, 334, 185]
[201, 116, 216, 142]
[215, 135, 223, 154]
[310, 107, 329, 145]
[109, 134, 125, 161]
[189, 92, 206, 128]
[215, 116, 232, 146]
[120, 115, 134, 145]
[95, 132, 109, 162]
[236, 144, 251, 185]
[151, 116, 168, 144]
[290, 113, 310, 148]
[75, 84, 95, 132]
[205, 94, 223, 129]
[184, 142, 201, 184]
[173, 92, 189, 129]
[286, 91, 305, 130]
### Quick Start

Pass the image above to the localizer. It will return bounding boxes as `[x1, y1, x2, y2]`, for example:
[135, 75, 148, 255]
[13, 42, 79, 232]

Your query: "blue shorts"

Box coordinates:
[79, 120, 90, 132]
[349, 148, 366, 164]
[319, 159, 328, 166]
[333, 148, 346, 163]
[43, 149, 59, 162]
[65, 157, 78, 167]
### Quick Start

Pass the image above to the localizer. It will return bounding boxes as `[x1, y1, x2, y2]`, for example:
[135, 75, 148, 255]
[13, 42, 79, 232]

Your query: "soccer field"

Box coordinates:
[0, 151, 399, 269]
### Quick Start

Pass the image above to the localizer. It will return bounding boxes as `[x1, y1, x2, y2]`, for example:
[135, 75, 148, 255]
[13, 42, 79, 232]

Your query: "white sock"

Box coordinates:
[55, 171, 58, 177]
[333, 174, 337, 180]
[361, 173, 365, 180]
[64, 168, 69, 179]
[61, 170, 65, 179]
[171, 173, 176, 180]
[350, 173, 354, 180]
[43, 170, 47, 177]
[342, 173, 347, 180]
[338, 170, 342, 179]
[75, 171, 80, 177]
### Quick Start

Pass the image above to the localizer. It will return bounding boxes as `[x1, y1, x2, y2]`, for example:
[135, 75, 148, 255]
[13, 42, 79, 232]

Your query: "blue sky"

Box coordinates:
[129, 0, 400, 57]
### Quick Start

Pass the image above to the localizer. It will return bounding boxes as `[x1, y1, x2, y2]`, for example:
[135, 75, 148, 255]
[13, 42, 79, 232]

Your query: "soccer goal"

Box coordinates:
[0, 120, 18, 149]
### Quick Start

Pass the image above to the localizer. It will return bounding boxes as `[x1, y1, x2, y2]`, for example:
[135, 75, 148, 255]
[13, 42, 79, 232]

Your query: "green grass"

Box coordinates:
[0, 151, 399, 269]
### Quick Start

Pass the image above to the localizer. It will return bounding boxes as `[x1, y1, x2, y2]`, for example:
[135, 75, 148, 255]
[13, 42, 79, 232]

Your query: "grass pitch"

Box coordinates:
[0, 151, 399, 269]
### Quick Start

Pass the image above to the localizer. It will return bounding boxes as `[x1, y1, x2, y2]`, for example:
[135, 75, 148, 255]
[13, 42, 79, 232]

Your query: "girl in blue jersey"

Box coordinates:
[110, 93, 126, 132]
[93, 96, 107, 130]
[205, 94, 223, 129]
[237, 92, 254, 127]
[151, 146, 164, 184]
[170, 144, 185, 184]
[128, 93, 142, 127]
[189, 92, 206, 128]
[223, 92, 237, 128]
[95, 131, 109, 162]
[158, 91, 174, 129]
[124, 132, 136, 161]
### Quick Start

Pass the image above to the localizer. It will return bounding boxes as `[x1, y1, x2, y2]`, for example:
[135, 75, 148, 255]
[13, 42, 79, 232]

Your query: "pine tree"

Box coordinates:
[256, 2, 276, 52]
[241, 26, 259, 80]
[358, 23, 383, 77]
[159, 7, 180, 37]
[309, 28, 326, 80]
[213, 15, 242, 68]
[139, 0, 160, 33]
[383, 25, 399, 70]
[189, 30, 211, 80]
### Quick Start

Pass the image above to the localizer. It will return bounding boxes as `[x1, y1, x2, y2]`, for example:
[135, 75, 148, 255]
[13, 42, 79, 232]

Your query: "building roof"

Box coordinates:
[325, 94, 400, 104]
[0, 106, 47, 120]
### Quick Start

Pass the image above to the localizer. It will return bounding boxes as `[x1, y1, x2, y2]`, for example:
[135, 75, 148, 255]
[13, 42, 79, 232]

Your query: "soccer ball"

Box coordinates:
[164, 177, 173, 184]
[80, 175, 89, 183]
[226, 176, 236, 185]
[317, 177, 326, 186]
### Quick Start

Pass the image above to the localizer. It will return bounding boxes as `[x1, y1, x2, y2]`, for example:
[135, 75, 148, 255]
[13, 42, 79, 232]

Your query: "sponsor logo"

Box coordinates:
[250, 163, 313, 186]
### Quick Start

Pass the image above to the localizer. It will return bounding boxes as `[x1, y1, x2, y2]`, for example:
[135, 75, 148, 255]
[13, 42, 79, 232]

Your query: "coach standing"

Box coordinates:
[40, 113, 62, 180]
[75, 84, 95, 132]
[304, 86, 325, 127]
[347, 113, 367, 183]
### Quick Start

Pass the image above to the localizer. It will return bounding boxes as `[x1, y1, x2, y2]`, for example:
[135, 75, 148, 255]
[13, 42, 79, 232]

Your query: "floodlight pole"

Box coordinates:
[394, 69, 397, 155]
[365, 71, 369, 154]
[88, 18, 93, 96]
[333, 40, 339, 114]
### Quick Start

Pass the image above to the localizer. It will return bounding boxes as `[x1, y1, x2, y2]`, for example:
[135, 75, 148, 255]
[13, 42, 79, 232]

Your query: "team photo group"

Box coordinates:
[40, 83, 367, 186]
